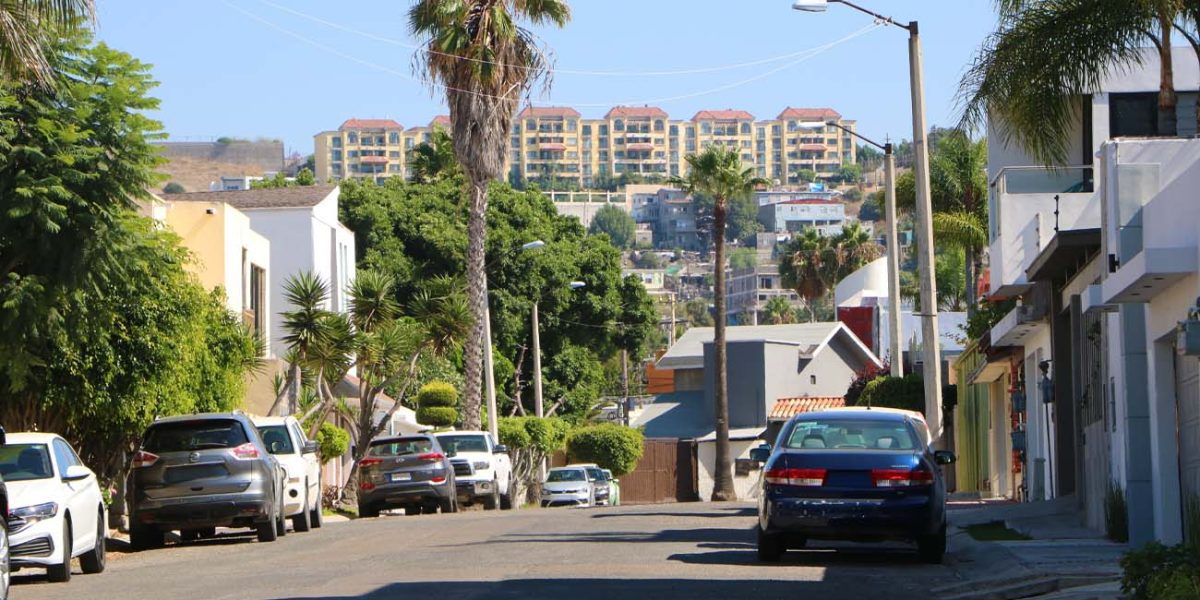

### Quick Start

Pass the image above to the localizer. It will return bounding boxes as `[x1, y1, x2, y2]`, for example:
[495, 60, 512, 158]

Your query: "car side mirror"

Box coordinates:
[63, 464, 91, 482]
[749, 443, 772, 463]
[0, 425, 6, 446]
[302, 440, 319, 455]
[934, 450, 957, 466]
[493, 444, 509, 454]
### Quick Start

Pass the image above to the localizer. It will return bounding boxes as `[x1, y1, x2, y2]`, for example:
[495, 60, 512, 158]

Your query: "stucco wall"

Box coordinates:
[697, 438, 764, 501]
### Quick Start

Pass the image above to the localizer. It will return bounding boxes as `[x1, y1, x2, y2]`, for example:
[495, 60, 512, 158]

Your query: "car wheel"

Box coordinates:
[918, 527, 947, 564]
[1, 520, 12, 600]
[309, 490, 323, 529]
[275, 504, 288, 537]
[256, 506, 279, 543]
[79, 508, 106, 574]
[46, 518, 72, 582]
[483, 481, 500, 510]
[440, 495, 457, 514]
[359, 502, 380, 518]
[292, 486, 312, 532]
[757, 527, 784, 563]
[129, 522, 164, 551]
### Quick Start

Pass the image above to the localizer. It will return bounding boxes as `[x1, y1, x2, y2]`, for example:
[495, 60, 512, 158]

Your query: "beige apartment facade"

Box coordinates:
[314, 107, 855, 188]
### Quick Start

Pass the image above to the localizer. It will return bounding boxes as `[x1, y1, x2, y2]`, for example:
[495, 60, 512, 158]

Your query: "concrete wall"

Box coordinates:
[697, 438, 764, 501]
[797, 337, 860, 399]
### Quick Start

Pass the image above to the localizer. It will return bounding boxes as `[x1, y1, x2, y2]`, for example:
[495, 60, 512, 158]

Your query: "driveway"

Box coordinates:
[12, 502, 957, 599]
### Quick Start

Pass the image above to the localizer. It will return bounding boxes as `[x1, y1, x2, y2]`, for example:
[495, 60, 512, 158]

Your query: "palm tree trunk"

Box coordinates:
[964, 247, 977, 317]
[711, 199, 736, 501]
[461, 180, 489, 431]
[288, 362, 302, 415]
[1157, 13, 1178, 136]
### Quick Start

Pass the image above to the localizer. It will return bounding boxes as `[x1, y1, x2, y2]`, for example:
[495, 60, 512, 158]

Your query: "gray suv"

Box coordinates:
[127, 413, 286, 550]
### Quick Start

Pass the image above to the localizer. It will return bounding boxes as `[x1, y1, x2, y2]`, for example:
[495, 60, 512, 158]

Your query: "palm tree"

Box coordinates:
[959, 0, 1199, 165]
[408, 125, 460, 184]
[829, 221, 883, 278]
[780, 228, 835, 322]
[0, 0, 94, 86]
[763, 296, 796, 325]
[409, 0, 571, 430]
[668, 146, 767, 502]
[271, 272, 332, 416]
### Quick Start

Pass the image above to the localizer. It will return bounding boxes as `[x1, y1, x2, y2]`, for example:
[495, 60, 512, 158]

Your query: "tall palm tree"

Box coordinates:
[780, 228, 835, 322]
[409, 0, 571, 430]
[829, 221, 883, 277]
[271, 272, 332, 416]
[668, 146, 767, 502]
[408, 125, 460, 184]
[960, 0, 1198, 165]
[0, 0, 94, 86]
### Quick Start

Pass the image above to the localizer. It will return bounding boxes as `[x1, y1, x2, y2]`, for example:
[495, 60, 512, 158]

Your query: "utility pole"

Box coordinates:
[621, 349, 630, 426]
[883, 146, 904, 377]
[532, 300, 543, 419]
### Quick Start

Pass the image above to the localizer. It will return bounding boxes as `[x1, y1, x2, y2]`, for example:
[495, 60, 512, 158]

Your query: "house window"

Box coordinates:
[347, 132, 358, 144]
[332, 150, 342, 161]
[388, 132, 400, 144]
[655, 120, 664, 132]
[1110, 92, 1161, 137]
[582, 124, 592, 136]
[331, 137, 342, 148]
[249, 264, 266, 338]
[614, 119, 624, 131]
[810, 375, 817, 385]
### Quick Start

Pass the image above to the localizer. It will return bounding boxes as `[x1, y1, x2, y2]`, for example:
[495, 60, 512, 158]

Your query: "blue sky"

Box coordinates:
[96, 1, 997, 156]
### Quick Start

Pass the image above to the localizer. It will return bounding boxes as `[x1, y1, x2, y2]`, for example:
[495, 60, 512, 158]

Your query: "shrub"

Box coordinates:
[845, 362, 889, 406]
[856, 374, 924, 412]
[1121, 542, 1200, 600]
[162, 181, 185, 194]
[417, 381, 458, 408]
[416, 406, 458, 428]
[1105, 481, 1129, 543]
[566, 423, 645, 476]
[314, 423, 350, 465]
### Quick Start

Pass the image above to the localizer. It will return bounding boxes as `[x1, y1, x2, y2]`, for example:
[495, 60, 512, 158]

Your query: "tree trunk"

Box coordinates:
[461, 180, 489, 431]
[287, 362, 301, 415]
[1157, 14, 1178, 136]
[711, 198, 736, 501]
[964, 247, 977, 317]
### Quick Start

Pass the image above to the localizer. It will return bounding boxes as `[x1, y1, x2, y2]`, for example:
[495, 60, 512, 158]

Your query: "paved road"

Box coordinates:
[12, 503, 958, 600]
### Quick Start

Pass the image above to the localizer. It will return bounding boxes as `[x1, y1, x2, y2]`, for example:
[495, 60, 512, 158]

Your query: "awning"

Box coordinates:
[1026, 228, 1100, 283]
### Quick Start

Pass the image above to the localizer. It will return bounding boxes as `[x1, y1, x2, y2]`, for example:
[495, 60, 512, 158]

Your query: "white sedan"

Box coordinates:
[253, 416, 322, 532]
[0, 433, 106, 583]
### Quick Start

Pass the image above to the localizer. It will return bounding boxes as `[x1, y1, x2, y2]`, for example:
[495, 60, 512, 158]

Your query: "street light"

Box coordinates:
[532, 281, 587, 420]
[803, 120, 904, 378]
[792, 0, 942, 441]
[483, 239, 547, 440]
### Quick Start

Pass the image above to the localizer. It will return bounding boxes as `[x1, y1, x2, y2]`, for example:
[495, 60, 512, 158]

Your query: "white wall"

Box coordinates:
[697, 438, 763, 501]
[1021, 327, 1055, 500]
[221, 210, 272, 352]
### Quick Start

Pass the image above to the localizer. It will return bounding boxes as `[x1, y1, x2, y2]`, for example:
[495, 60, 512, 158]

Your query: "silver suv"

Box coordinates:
[127, 413, 286, 550]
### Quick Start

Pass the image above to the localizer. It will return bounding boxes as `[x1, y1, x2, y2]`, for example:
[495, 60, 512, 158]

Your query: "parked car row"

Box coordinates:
[540, 464, 619, 508]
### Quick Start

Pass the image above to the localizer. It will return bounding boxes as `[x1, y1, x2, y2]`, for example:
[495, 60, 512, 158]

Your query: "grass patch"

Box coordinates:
[966, 521, 1031, 541]
[324, 506, 358, 519]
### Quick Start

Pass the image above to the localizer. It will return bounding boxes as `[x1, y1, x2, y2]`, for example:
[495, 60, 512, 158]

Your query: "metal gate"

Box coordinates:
[619, 439, 698, 504]
[1175, 351, 1200, 539]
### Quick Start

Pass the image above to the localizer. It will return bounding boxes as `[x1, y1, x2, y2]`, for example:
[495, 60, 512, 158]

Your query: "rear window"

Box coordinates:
[547, 469, 586, 482]
[436, 434, 488, 453]
[784, 418, 917, 451]
[258, 425, 295, 454]
[144, 420, 249, 453]
[368, 438, 435, 457]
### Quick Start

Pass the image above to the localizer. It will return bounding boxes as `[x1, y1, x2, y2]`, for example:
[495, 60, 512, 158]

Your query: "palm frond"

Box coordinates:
[932, 211, 988, 252]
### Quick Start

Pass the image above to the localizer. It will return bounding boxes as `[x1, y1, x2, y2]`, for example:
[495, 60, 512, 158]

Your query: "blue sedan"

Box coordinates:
[750, 408, 956, 563]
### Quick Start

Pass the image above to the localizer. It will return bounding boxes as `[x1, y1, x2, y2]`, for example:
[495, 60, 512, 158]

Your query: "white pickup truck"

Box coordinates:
[433, 431, 513, 510]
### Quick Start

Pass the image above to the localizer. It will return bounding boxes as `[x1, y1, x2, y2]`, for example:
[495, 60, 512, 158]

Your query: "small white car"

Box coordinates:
[433, 431, 513, 510]
[540, 467, 594, 508]
[253, 416, 322, 532]
[0, 433, 106, 583]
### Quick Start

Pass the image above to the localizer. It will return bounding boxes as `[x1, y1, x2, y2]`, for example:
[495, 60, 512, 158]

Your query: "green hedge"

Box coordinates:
[416, 406, 458, 428]
[1121, 542, 1200, 599]
[566, 424, 645, 476]
[856, 374, 925, 412]
[498, 416, 571, 453]
[314, 423, 349, 465]
[417, 381, 458, 408]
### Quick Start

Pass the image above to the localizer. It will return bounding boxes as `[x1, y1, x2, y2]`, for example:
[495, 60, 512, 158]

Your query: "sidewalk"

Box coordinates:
[936, 498, 1126, 600]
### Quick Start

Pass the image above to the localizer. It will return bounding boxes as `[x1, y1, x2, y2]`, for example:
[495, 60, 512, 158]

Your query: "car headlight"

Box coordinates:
[472, 460, 490, 470]
[9, 502, 59, 533]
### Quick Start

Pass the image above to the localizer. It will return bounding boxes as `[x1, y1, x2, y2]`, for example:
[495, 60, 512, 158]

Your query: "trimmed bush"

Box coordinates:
[417, 381, 458, 408]
[1121, 542, 1200, 599]
[314, 423, 349, 465]
[416, 406, 458, 428]
[856, 374, 924, 412]
[566, 424, 645, 476]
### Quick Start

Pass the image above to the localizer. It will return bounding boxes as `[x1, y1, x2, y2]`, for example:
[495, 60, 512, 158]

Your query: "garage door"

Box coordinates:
[1174, 351, 1200, 525]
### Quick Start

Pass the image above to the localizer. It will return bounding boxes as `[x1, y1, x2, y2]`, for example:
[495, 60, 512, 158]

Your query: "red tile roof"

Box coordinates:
[605, 106, 668, 119]
[518, 106, 581, 118]
[692, 109, 755, 122]
[769, 396, 846, 420]
[340, 119, 403, 130]
[778, 107, 842, 121]
[431, 115, 451, 127]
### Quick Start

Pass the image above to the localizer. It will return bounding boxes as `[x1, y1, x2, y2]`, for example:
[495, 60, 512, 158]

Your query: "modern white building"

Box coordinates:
[757, 198, 846, 236]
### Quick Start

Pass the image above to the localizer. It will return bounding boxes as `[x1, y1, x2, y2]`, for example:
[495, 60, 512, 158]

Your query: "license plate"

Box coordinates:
[390, 472, 412, 482]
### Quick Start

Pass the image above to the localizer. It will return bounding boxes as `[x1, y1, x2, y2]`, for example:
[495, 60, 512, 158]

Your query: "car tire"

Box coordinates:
[1, 520, 12, 600]
[918, 527, 947, 564]
[292, 486, 312, 532]
[359, 502, 381, 519]
[309, 491, 323, 529]
[46, 518, 72, 583]
[483, 481, 500, 510]
[440, 495, 457, 514]
[129, 522, 164, 551]
[79, 508, 106, 574]
[275, 504, 287, 537]
[757, 527, 784, 563]
[256, 507, 279, 543]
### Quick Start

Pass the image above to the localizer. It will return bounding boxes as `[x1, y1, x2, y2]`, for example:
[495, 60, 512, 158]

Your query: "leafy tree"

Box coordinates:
[694, 192, 762, 247]
[857, 143, 883, 166]
[408, 125, 459, 184]
[251, 169, 316, 189]
[857, 374, 925, 412]
[763, 296, 796, 325]
[684, 298, 714, 328]
[313, 422, 350, 465]
[163, 181, 185, 194]
[668, 146, 767, 502]
[303, 154, 316, 173]
[294, 167, 316, 186]
[730, 247, 757, 271]
[859, 193, 883, 222]
[0, 1, 93, 87]
[589, 204, 636, 249]
[842, 187, 862, 203]
[410, 0, 572, 429]
[780, 223, 881, 321]
[959, 0, 1200, 164]
[498, 416, 571, 502]
[566, 423, 645, 476]
[633, 251, 663, 269]
[835, 163, 863, 184]
[797, 169, 816, 183]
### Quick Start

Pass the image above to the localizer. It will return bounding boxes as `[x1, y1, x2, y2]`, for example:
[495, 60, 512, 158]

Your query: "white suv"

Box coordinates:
[433, 431, 512, 510]
[253, 416, 322, 532]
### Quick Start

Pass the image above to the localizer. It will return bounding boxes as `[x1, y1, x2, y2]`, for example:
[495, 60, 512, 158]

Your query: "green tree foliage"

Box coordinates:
[163, 181, 186, 194]
[763, 296, 796, 325]
[498, 416, 571, 501]
[408, 125, 459, 184]
[684, 298, 714, 327]
[797, 169, 816, 183]
[588, 204, 636, 249]
[251, 169, 316, 189]
[859, 193, 883, 222]
[730, 247, 757, 271]
[835, 163, 863, 184]
[1121, 542, 1200, 600]
[692, 192, 763, 248]
[842, 187, 862, 203]
[633, 251, 663, 269]
[314, 422, 350, 465]
[856, 374, 925, 412]
[295, 167, 316, 186]
[566, 423, 645, 476]
[416, 380, 458, 427]
[779, 223, 881, 321]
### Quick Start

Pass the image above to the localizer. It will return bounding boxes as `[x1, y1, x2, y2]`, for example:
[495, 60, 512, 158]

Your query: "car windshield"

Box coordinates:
[368, 438, 434, 457]
[143, 420, 249, 453]
[0, 443, 53, 481]
[588, 468, 607, 481]
[436, 435, 488, 454]
[257, 425, 295, 455]
[784, 418, 917, 451]
[546, 469, 586, 482]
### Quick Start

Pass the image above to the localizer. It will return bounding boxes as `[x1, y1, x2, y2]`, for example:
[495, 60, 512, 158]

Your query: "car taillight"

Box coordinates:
[764, 467, 826, 487]
[431, 476, 447, 484]
[132, 451, 159, 469]
[417, 452, 445, 461]
[230, 443, 259, 460]
[358, 458, 383, 468]
[359, 481, 375, 491]
[871, 467, 934, 487]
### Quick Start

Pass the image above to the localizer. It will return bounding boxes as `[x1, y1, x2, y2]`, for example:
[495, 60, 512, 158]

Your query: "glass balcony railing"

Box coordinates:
[991, 165, 1094, 195]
